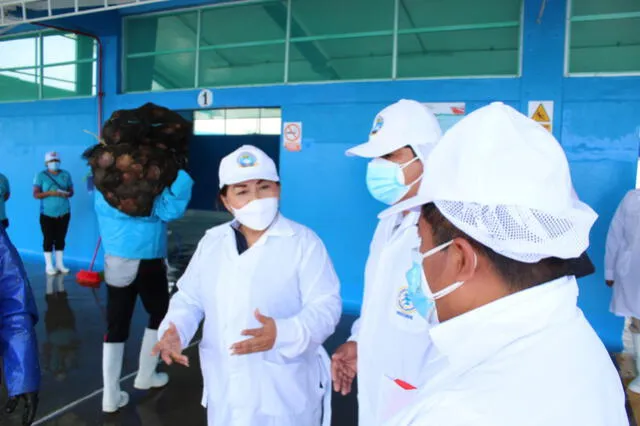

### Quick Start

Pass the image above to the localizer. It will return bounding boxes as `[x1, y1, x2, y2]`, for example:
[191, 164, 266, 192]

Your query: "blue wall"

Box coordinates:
[1, 0, 638, 351]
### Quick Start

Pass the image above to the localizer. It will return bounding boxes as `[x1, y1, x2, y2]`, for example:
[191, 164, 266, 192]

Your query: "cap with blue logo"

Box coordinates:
[346, 99, 442, 161]
[219, 145, 280, 189]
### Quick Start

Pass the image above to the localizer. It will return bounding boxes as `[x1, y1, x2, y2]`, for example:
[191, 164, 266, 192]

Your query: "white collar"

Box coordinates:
[428, 276, 579, 371]
[230, 213, 295, 241]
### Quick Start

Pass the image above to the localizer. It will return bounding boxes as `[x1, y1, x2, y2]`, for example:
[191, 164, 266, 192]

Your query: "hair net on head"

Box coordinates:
[382, 102, 598, 263]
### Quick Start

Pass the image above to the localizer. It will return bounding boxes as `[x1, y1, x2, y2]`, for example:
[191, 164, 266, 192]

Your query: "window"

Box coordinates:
[567, 0, 640, 75]
[0, 30, 97, 102]
[193, 108, 282, 136]
[397, 0, 522, 78]
[123, 0, 522, 92]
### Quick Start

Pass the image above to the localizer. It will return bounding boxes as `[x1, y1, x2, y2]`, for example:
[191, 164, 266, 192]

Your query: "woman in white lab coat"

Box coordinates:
[154, 145, 342, 426]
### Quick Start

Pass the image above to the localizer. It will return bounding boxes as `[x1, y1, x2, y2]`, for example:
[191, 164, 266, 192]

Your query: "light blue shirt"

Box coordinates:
[0, 173, 9, 221]
[34, 170, 73, 218]
[95, 170, 193, 260]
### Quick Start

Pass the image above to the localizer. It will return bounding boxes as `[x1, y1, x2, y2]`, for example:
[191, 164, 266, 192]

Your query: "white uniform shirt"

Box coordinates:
[384, 277, 628, 426]
[606, 189, 640, 318]
[158, 214, 342, 426]
[350, 210, 436, 425]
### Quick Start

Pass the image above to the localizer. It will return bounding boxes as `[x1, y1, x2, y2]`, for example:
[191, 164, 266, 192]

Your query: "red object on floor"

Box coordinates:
[76, 238, 102, 289]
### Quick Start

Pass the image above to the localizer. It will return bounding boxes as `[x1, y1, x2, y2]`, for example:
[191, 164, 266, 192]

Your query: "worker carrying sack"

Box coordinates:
[83, 103, 192, 217]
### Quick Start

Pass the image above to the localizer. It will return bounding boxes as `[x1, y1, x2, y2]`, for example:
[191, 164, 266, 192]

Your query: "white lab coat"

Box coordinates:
[158, 214, 342, 426]
[350, 210, 436, 425]
[383, 277, 628, 426]
[606, 189, 640, 318]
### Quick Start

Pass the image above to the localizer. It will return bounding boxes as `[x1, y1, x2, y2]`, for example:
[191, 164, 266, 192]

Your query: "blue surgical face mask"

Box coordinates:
[47, 162, 60, 172]
[366, 157, 421, 205]
[406, 240, 475, 320]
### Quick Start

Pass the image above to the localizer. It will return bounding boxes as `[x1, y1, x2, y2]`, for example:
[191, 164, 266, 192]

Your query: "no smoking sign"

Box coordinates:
[283, 122, 302, 152]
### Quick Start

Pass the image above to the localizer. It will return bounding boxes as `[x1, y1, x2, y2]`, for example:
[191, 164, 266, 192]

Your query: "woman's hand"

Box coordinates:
[152, 323, 189, 367]
[231, 309, 277, 355]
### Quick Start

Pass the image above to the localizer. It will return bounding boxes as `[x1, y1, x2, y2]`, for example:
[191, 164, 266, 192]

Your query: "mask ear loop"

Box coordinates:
[398, 156, 424, 188]
[427, 247, 478, 300]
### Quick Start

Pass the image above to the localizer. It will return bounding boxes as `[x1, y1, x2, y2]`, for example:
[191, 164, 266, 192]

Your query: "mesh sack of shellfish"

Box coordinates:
[83, 103, 191, 217]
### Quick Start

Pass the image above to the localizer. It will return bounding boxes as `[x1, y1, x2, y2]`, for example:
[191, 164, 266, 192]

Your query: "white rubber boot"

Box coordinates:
[629, 333, 640, 394]
[134, 328, 169, 390]
[102, 343, 130, 413]
[55, 251, 70, 274]
[44, 252, 57, 276]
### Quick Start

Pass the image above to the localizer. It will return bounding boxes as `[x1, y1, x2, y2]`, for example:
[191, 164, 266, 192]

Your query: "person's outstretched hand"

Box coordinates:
[231, 310, 277, 355]
[4, 392, 39, 426]
[152, 322, 189, 367]
[332, 341, 358, 396]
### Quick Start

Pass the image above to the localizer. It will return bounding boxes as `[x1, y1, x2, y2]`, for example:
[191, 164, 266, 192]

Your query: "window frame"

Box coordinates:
[564, 0, 640, 77]
[121, 0, 524, 94]
[0, 29, 98, 103]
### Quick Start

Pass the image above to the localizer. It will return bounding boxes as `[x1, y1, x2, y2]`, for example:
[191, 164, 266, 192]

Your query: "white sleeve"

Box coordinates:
[273, 233, 342, 360]
[158, 238, 206, 348]
[605, 192, 630, 281]
[348, 318, 361, 342]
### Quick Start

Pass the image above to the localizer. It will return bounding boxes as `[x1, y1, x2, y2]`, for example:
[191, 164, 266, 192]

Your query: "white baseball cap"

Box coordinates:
[219, 145, 279, 189]
[45, 152, 60, 162]
[346, 99, 442, 160]
[382, 102, 597, 263]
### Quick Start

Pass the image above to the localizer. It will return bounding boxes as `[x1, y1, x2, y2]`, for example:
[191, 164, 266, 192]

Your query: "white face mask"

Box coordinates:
[232, 197, 279, 231]
[48, 162, 60, 172]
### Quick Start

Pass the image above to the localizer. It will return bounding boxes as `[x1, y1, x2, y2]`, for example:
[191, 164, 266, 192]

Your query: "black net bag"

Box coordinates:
[83, 103, 191, 217]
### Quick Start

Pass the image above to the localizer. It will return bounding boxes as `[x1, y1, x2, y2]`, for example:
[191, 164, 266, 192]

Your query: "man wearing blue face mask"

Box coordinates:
[331, 99, 442, 425]
[381, 102, 626, 426]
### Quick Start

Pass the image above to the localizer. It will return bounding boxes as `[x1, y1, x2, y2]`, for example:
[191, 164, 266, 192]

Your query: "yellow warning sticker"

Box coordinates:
[532, 104, 550, 122]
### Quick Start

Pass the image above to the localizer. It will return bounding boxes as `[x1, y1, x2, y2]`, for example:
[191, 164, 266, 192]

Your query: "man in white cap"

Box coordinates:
[381, 102, 627, 425]
[331, 99, 442, 424]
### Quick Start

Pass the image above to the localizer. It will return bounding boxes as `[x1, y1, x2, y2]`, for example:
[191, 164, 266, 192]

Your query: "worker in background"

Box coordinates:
[153, 145, 341, 426]
[605, 188, 640, 393]
[331, 99, 442, 424]
[381, 102, 627, 426]
[0, 226, 40, 426]
[0, 172, 10, 229]
[95, 168, 193, 413]
[33, 152, 74, 275]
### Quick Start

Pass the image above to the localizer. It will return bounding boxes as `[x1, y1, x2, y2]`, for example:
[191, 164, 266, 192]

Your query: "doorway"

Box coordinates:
[167, 107, 282, 280]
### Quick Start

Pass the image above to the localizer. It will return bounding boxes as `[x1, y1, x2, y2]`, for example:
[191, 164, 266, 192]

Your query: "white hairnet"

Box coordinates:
[383, 102, 598, 263]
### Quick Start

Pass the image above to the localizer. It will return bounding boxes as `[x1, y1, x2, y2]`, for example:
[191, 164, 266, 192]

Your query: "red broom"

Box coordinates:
[76, 237, 102, 288]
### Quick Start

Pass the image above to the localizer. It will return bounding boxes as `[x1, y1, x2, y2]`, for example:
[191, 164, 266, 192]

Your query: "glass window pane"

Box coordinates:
[194, 118, 226, 135]
[0, 35, 38, 69]
[261, 108, 281, 118]
[0, 68, 39, 102]
[200, 1, 286, 46]
[569, 18, 640, 73]
[399, 0, 520, 29]
[226, 108, 260, 119]
[125, 52, 196, 92]
[125, 12, 198, 55]
[397, 27, 520, 78]
[198, 43, 285, 87]
[288, 36, 393, 82]
[260, 117, 282, 135]
[226, 118, 260, 135]
[572, 0, 640, 16]
[41, 63, 95, 98]
[290, 0, 393, 37]
[43, 33, 77, 65]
